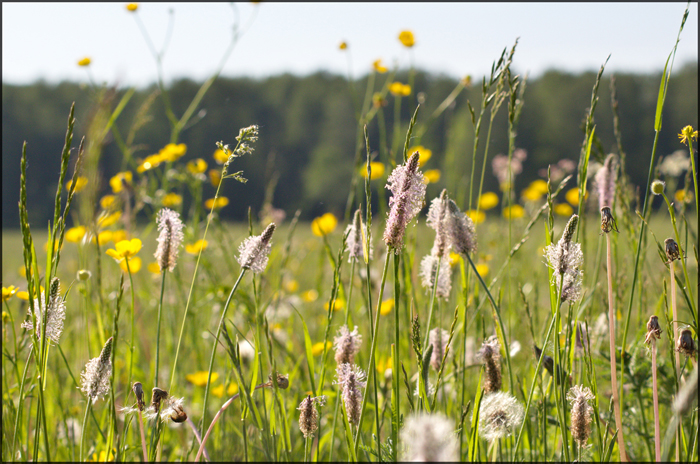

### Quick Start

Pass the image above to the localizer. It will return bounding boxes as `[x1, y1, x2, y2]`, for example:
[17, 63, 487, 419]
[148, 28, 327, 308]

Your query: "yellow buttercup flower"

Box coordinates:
[100, 195, 116, 209]
[678, 125, 698, 145]
[119, 256, 141, 273]
[553, 203, 574, 216]
[398, 30, 415, 48]
[373, 59, 388, 74]
[111, 230, 128, 243]
[186, 371, 219, 387]
[529, 179, 549, 194]
[88, 449, 115, 462]
[162, 193, 183, 207]
[301, 289, 318, 302]
[185, 240, 208, 255]
[324, 299, 345, 312]
[380, 299, 394, 316]
[66, 176, 88, 193]
[565, 188, 586, 206]
[339, 41, 348, 50]
[106, 239, 142, 262]
[92, 230, 113, 245]
[311, 341, 332, 356]
[147, 262, 161, 274]
[389, 82, 411, 97]
[502, 204, 525, 220]
[211, 384, 225, 398]
[209, 169, 222, 187]
[44, 241, 62, 253]
[360, 162, 385, 180]
[675, 189, 692, 204]
[65, 226, 87, 243]
[284, 279, 299, 293]
[449, 252, 461, 266]
[213, 148, 229, 164]
[423, 169, 441, 184]
[466, 209, 486, 224]
[205, 197, 229, 210]
[227, 383, 239, 396]
[17, 287, 43, 301]
[408, 146, 431, 166]
[77, 57, 91, 67]
[187, 158, 208, 174]
[2, 286, 18, 302]
[521, 187, 543, 202]
[137, 153, 164, 173]
[478, 192, 499, 210]
[376, 355, 393, 374]
[311, 213, 338, 237]
[475, 263, 489, 277]
[97, 211, 121, 229]
[109, 171, 132, 193]
[126, 3, 138, 12]
[160, 143, 187, 162]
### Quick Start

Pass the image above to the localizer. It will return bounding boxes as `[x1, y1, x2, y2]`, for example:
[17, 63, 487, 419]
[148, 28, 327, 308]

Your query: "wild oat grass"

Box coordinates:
[2, 4, 698, 463]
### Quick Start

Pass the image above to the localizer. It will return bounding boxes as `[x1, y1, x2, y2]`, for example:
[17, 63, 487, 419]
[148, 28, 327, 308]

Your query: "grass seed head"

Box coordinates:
[567, 385, 595, 447]
[155, 208, 184, 272]
[479, 336, 502, 393]
[595, 153, 618, 210]
[335, 363, 366, 425]
[297, 395, 325, 438]
[80, 337, 113, 404]
[383, 151, 426, 252]
[237, 223, 275, 273]
[333, 325, 362, 365]
[429, 328, 450, 371]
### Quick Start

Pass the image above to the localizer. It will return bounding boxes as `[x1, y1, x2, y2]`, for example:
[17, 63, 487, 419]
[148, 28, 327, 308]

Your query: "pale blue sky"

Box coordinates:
[2, 2, 698, 88]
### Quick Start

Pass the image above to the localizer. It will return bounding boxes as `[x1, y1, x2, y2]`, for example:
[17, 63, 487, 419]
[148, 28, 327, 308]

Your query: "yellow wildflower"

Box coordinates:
[339, 41, 348, 50]
[376, 356, 393, 374]
[137, 153, 164, 173]
[565, 188, 587, 206]
[213, 148, 229, 164]
[119, 256, 141, 273]
[211, 384, 225, 398]
[466, 209, 486, 224]
[553, 203, 574, 216]
[408, 145, 431, 166]
[205, 197, 229, 210]
[301, 289, 318, 302]
[97, 211, 121, 229]
[423, 169, 441, 184]
[209, 169, 222, 187]
[475, 263, 489, 277]
[126, 3, 138, 12]
[227, 383, 239, 396]
[111, 230, 128, 243]
[109, 171, 132, 193]
[311, 341, 332, 357]
[147, 262, 161, 274]
[502, 204, 525, 220]
[678, 125, 698, 145]
[359, 162, 385, 179]
[390, 82, 411, 97]
[186, 371, 219, 387]
[284, 280, 299, 293]
[373, 59, 388, 73]
[92, 230, 113, 245]
[77, 57, 91, 67]
[2, 286, 18, 302]
[17, 291, 29, 300]
[521, 187, 543, 202]
[675, 189, 692, 204]
[529, 179, 549, 194]
[478, 192, 499, 210]
[185, 240, 208, 255]
[66, 176, 88, 193]
[162, 193, 183, 207]
[449, 252, 461, 266]
[88, 449, 115, 462]
[100, 195, 116, 209]
[398, 30, 415, 48]
[324, 299, 345, 312]
[44, 241, 61, 253]
[311, 213, 338, 237]
[380, 299, 394, 316]
[106, 239, 142, 262]
[160, 143, 187, 162]
[65, 226, 87, 243]
[187, 158, 208, 174]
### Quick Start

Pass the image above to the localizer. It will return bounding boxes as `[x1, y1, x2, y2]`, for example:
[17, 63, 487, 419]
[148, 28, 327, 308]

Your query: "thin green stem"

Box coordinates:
[154, 271, 167, 388]
[80, 400, 91, 462]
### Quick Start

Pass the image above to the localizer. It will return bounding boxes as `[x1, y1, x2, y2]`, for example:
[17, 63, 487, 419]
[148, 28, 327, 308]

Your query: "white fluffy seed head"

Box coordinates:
[401, 412, 458, 461]
[478, 391, 524, 442]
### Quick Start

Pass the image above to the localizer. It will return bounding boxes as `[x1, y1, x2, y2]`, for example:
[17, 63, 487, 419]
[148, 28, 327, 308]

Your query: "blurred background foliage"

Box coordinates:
[2, 63, 697, 228]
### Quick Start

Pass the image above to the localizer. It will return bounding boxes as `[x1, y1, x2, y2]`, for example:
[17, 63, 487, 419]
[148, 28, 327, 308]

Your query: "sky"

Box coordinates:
[2, 3, 698, 88]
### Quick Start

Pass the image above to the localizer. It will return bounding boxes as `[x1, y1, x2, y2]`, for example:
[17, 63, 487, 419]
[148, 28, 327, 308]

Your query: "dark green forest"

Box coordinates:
[2, 64, 697, 228]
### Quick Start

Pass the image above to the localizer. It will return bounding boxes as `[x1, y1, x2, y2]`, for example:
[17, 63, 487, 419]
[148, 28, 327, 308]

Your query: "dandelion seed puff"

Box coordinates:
[154, 208, 184, 272]
[335, 363, 366, 425]
[334, 325, 362, 365]
[80, 337, 113, 404]
[237, 223, 275, 273]
[478, 336, 502, 393]
[419, 254, 452, 299]
[595, 154, 618, 209]
[160, 396, 187, 423]
[383, 152, 426, 252]
[297, 395, 325, 438]
[568, 385, 595, 447]
[21, 277, 66, 344]
[478, 391, 524, 441]
[429, 328, 450, 370]
[401, 413, 458, 461]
